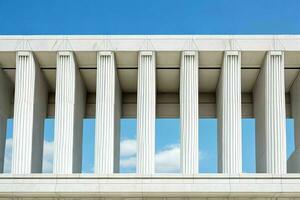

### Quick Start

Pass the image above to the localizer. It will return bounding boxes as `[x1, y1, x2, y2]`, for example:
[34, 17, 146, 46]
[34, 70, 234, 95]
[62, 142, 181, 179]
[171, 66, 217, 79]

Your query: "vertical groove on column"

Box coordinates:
[265, 52, 286, 174]
[95, 52, 121, 174]
[254, 51, 286, 174]
[54, 52, 86, 174]
[12, 52, 48, 174]
[137, 52, 156, 175]
[217, 51, 242, 174]
[180, 51, 198, 175]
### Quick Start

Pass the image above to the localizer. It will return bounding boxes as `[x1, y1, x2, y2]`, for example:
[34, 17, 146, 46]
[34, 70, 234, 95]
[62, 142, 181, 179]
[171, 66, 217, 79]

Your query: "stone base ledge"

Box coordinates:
[0, 174, 300, 198]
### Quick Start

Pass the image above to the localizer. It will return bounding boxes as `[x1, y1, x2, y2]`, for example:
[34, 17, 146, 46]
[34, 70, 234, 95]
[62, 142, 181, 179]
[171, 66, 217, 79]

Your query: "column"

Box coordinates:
[137, 51, 156, 175]
[217, 51, 242, 174]
[53, 52, 86, 174]
[12, 51, 48, 174]
[254, 51, 286, 174]
[94, 52, 121, 174]
[180, 51, 199, 175]
[287, 73, 300, 172]
[0, 70, 12, 173]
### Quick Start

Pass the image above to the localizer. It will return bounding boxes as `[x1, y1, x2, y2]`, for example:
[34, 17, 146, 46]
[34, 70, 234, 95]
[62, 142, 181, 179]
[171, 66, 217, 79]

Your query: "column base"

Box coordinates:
[288, 147, 300, 173]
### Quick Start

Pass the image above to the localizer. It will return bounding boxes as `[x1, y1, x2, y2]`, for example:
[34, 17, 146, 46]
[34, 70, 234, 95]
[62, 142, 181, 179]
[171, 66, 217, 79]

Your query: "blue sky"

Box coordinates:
[0, 0, 299, 173]
[0, 0, 300, 34]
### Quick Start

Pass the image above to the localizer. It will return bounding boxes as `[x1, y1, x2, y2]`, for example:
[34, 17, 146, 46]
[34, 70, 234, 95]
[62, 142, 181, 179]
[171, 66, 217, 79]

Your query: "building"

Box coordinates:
[0, 35, 300, 199]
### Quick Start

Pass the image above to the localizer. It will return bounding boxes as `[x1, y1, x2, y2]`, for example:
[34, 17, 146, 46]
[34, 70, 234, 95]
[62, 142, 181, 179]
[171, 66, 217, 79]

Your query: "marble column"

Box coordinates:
[217, 51, 242, 174]
[180, 51, 199, 175]
[94, 51, 121, 174]
[53, 51, 86, 174]
[0, 69, 13, 173]
[12, 51, 48, 174]
[254, 51, 286, 174]
[136, 51, 156, 175]
[287, 72, 300, 172]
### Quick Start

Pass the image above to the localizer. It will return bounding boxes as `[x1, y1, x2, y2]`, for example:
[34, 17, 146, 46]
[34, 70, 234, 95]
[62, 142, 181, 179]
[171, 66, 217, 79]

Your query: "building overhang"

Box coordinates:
[0, 35, 300, 118]
[0, 35, 300, 51]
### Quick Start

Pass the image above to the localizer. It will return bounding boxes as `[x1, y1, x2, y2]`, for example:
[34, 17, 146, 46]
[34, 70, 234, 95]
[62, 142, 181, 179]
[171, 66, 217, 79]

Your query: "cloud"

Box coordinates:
[120, 156, 136, 169]
[3, 138, 54, 173]
[42, 140, 54, 173]
[120, 139, 136, 157]
[3, 138, 12, 173]
[119, 143, 180, 173]
[119, 139, 204, 173]
[155, 144, 180, 173]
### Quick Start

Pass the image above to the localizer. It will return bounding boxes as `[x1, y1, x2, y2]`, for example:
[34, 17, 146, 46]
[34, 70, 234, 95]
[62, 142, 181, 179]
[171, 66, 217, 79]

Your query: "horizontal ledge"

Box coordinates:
[1, 173, 300, 179]
[1, 35, 300, 51]
[47, 67, 300, 70]
[2, 67, 300, 70]
[1, 175, 300, 197]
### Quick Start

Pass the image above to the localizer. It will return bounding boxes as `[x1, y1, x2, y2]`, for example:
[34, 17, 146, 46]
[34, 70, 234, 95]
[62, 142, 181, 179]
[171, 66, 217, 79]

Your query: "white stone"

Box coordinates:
[0, 175, 299, 197]
[94, 51, 121, 174]
[1, 35, 300, 51]
[12, 51, 48, 174]
[53, 51, 86, 174]
[0, 35, 299, 197]
[217, 51, 242, 174]
[136, 51, 156, 175]
[180, 51, 199, 174]
[254, 51, 286, 174]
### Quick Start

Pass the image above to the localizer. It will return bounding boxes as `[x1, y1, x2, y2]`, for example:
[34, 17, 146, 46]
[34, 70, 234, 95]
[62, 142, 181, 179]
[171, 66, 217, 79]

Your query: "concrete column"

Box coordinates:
[0, 70, 12, 173]
[12, 51, 48, 174]
[217, 51, 242, 174]
[94, 52, 121, 174]
[136, 51, 156, 175]
[53, 52, 86, 174]
[287, 73, 300, 172]
[180, 51, 199, 175]
[254, 51, 286, 174]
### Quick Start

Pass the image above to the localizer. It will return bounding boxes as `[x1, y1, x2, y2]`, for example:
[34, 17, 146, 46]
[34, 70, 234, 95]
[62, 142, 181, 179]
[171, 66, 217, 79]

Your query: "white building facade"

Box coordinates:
[0, 35, 300, 199]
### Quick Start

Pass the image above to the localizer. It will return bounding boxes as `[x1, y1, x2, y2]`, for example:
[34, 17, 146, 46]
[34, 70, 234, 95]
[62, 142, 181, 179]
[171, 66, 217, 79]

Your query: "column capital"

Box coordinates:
[225, 50, 240, 56]
[16, 51, 32, 56]
[57, 51, 74, 56]
[182, 51, 197, 56]
[98, 51, 114, 56]
[139, 51, 155, 56]
[269, 50, 284, 56]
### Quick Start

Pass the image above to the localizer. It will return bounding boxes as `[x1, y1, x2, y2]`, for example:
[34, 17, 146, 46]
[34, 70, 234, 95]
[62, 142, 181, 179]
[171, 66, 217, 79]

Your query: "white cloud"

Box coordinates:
[155, 144, 180, 173]
[120, 139, 136, 157]
[120, 156, 136, 169]
[119, 139, 205, 173]
[42, 140, 54, 173]
[119, 143, 180, 173]
[3, 138, 12, 173]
